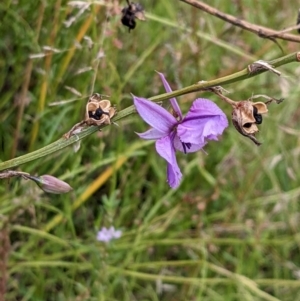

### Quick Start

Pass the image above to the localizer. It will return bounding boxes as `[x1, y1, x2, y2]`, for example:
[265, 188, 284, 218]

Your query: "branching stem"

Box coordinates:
[180, 0, 300, 43]
[0, 52, 299, 171]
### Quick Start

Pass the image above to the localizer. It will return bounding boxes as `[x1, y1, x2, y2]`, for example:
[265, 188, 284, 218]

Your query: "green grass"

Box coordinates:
[1, 0, 300, 300]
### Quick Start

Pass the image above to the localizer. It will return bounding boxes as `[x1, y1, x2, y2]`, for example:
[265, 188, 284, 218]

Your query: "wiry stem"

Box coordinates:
[180, 0, 300, 43]
[0, 51, 299, 171]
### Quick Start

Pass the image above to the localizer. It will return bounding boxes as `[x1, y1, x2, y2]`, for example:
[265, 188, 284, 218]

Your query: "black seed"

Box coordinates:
[95, 108, 103, 119]
[88, 111, 100, 120]
[253, 106, 263, 124]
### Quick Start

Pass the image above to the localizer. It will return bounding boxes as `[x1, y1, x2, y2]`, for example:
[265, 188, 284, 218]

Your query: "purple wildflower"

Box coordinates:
[96, 226, 122, 243]
[133, 72, 228, 189]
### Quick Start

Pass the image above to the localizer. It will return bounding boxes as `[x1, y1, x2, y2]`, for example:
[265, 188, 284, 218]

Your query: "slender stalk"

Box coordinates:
[0, 51, 299, 171]
[107, 266, 300, 294]
[180, 0, 300, 43]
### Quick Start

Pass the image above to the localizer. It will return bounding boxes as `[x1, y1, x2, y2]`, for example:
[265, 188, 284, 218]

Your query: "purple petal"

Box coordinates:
[97, 226, 122, 242]
[166, 162, 182, 188]
[133, 95, 177, 134]
[113, 230, 122, 239]
[184, 98, 227, 119]
[177, 99, 228, 145]
[155, 135, 182, 188]
[157, 72, 182, 120]
[136, 128, 166, 140]
[108, 226, 122, 239]
[97, 228, 110, 242]
[173, 135, 206, 153]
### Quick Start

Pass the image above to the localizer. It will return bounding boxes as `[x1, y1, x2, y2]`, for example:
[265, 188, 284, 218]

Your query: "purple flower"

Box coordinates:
[96, 226, 122, 243]
[133, 72, 228, 189]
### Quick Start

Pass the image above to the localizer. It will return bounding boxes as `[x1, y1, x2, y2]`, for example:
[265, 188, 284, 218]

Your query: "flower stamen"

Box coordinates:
[181, 142, 192, 154]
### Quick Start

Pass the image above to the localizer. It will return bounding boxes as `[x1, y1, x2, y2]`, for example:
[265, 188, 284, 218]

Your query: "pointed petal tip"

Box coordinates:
[135, 128, 166, 140]
[156, 72, 182, 119]
[133, 95, 149, 107]
[134, 96, 177, 133]
[168, 180, 180, 189]
[167, 167, 182, 189]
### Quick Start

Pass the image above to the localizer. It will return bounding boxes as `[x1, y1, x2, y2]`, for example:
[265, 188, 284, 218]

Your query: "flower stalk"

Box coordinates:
[0, 51, 299, 171]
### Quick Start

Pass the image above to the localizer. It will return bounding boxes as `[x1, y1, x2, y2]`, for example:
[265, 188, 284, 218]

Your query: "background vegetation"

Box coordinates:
[1, 0, 300, 300]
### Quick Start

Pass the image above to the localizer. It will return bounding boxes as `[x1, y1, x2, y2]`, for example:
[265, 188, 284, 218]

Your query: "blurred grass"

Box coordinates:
[1, 0, 300, 300]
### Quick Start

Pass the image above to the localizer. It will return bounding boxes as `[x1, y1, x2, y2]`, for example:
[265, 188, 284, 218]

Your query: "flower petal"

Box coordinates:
[177, 99, 228, 145]
[184, 98, 228, 119]
[166, 162, 182, 189]
[173, 135, 206, 153]
[155, 135, 182, 188]
[97, 226, 122, 242]
[136, 128, 166, 140]
[133, 95, 177, 134]
[157, 72, 183, 120]
[108, 226, 122, 239]
[97, 228, 110, 242]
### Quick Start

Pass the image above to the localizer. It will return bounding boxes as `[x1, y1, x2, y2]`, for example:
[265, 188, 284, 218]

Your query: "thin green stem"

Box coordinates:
[107, 265, 300, 290]
[0, 51, 299, 171]
[114, 51, 299, 122]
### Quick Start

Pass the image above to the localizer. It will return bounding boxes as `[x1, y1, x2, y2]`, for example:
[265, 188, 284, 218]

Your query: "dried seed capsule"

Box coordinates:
[231, 101, 268, 145]
[85, 94, 116, 126]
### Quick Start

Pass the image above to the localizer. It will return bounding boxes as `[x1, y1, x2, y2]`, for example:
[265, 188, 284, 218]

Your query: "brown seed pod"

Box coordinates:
[85, 93, 116, 126]
[63, 93, 117, 139]
[231, 101, 268, 145]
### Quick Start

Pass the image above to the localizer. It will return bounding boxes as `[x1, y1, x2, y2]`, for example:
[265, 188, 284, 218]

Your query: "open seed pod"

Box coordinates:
[85, 94, 116, 126]
[232, 100, 268, 145]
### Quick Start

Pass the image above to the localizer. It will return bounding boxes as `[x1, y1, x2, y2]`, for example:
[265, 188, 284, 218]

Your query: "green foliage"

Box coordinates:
[1, 0, 300, 300]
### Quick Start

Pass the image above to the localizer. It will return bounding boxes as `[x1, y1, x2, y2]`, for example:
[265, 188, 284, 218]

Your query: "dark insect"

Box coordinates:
[121, 0, 145, 32]
[297, 9, 300, 34]
[88, 108, 109, 120]
[253, 106, 263, 124]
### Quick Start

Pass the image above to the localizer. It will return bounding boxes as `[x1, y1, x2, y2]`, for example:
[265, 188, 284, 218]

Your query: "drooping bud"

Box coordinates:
[28, 174, 73, 194]
[232, 100, 268, 145]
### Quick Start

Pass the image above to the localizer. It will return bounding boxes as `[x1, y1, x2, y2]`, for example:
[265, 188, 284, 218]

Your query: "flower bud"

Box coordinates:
[232, 100, 268, 145]
[28, 174, 73, 194]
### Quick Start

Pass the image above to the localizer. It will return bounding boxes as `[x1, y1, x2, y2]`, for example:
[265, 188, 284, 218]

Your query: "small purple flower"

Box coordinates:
[96, 226, 122, 243]
[133, 72, 228, 189]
